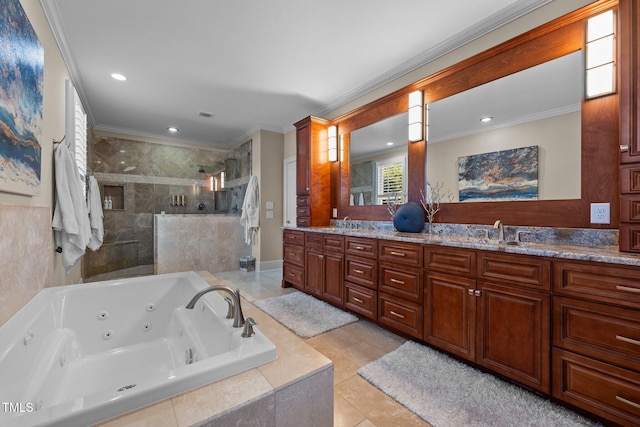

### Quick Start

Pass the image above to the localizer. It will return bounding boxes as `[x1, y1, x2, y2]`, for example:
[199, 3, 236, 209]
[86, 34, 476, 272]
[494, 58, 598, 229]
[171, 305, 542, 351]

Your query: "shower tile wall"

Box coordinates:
[86, 135, 252, 278]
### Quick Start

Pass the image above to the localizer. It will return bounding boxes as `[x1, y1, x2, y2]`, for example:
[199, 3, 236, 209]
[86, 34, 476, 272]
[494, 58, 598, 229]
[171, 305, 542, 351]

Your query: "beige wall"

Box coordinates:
[251, 130, 285, 269]
[0, 0, 77, 327]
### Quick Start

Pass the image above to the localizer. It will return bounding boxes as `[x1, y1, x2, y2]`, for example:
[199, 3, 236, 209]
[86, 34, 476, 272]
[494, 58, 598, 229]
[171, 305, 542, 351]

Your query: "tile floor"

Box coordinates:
[215, 268, 431, 427]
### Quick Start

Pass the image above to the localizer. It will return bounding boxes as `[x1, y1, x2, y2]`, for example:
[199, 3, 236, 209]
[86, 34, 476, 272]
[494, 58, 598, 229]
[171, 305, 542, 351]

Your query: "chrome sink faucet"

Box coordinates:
[186, 286, 245, 328]
[343, 216, 352, 230]
[493, 219, 505, 243]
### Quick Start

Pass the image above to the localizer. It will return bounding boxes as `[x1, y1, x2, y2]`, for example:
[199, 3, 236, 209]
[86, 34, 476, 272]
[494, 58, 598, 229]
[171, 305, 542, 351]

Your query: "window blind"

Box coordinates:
[375, 157, 406, 205]
[65, 80, 88, 194]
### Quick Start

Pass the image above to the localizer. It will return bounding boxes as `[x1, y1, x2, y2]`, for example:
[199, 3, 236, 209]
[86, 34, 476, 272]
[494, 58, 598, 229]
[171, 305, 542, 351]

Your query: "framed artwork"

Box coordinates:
[0, 0, 44, 196]
[458, 145, 538, 202]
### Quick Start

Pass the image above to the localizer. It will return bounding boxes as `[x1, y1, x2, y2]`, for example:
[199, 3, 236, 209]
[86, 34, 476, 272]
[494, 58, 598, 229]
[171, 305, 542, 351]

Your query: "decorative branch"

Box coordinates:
[420, 181, 453, 226]
[386, 192, 406, 219]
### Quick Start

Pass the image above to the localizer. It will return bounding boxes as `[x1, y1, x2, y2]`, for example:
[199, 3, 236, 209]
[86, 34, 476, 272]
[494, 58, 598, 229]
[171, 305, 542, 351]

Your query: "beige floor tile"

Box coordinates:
[355, 420, 377, 427]
[336, 376, 430, 427]
[334, 393, 366, 427]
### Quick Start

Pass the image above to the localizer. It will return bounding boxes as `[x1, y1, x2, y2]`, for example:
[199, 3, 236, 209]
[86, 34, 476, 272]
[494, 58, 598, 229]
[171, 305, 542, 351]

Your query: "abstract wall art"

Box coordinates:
[0, 0, 44, 196]
[458, 145, 538, 202]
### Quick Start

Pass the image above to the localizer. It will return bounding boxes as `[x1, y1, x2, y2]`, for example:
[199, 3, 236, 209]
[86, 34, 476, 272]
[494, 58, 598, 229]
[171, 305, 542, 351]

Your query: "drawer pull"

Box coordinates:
[289, 272, 296, 277]
[355, 246, 365, 250]
[390, 251, 406, 257]
[354, 269, 364, 274]
[616, 285, 640, 294]
[390, 310, 405, 319]
[390, 278, 405, 285]
[616, 395, 640, 410]
[289, 253, 296, 257]
[616, 335, 640, 346]
[353, 297, 364, 304]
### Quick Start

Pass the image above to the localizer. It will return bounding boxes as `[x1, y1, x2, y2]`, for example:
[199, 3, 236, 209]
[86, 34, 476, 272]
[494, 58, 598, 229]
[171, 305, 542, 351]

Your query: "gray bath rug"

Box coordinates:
[359, 341, 600, 427]
[254, 291, 357, 338]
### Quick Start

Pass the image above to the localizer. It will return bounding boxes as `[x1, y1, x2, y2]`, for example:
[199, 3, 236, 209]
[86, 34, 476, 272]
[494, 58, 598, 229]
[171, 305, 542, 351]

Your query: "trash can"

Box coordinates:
[239, 256, 255, 272]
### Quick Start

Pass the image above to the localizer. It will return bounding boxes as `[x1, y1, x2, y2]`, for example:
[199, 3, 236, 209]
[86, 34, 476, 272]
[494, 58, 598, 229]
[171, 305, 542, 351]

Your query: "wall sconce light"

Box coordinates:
[585, 9, 615, 99]
[328, 125, 338, 162]
[408, 90, 423, 142]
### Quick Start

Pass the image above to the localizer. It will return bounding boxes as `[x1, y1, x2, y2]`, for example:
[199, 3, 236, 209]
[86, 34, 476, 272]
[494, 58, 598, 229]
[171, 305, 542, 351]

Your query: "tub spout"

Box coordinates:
[185, 286, 245, 328]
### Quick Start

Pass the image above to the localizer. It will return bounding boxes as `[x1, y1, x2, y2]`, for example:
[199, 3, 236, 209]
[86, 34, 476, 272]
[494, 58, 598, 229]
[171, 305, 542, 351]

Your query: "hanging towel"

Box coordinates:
[240, 175, 260, 245]
[350, 193, 354, 206]
[87, 176, 104, 251]
[358, 193, 365, 206]
[52, 143, 91, 273]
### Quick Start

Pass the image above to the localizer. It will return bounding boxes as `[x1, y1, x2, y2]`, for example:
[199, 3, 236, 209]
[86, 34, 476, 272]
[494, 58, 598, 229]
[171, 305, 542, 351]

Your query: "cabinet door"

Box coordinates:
[425, 272, 476, 361]
[476, 282, 550, 393]
[305, 250, 323, 298]
[323, 252, 344, 307]
[296, 123, 310, 195]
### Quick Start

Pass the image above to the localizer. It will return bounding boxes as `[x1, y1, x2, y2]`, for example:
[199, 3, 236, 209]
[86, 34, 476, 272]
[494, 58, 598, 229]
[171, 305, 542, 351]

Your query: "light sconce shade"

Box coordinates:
[585, 10, 615, 99]
[328, 125, 338, 162]
[408, 90, 423, 142]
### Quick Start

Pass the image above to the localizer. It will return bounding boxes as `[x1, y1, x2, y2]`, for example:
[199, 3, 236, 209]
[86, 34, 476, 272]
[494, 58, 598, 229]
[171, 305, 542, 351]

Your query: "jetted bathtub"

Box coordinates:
[0, 271, 276, 426]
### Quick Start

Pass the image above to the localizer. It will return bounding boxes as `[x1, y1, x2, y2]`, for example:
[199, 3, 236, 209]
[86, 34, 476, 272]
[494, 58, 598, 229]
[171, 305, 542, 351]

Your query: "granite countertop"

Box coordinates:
[287, 226, 640, 268]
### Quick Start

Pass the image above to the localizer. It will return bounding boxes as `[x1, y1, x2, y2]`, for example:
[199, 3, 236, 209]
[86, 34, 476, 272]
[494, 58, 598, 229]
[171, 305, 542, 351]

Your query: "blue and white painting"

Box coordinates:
[458, 146, 538, 202]
[0, 0, 44, 196]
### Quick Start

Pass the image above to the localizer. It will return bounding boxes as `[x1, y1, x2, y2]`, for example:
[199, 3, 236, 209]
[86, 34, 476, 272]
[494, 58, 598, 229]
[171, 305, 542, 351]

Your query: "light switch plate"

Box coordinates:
[266, 201, 273, 209]
[266, 210, 274, 219]
[590, 203, 610, 224]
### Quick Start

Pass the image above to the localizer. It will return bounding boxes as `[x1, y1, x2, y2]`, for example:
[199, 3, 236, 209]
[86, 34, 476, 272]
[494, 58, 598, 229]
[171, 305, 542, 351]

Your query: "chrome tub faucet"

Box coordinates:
[186, 286, 245, 328]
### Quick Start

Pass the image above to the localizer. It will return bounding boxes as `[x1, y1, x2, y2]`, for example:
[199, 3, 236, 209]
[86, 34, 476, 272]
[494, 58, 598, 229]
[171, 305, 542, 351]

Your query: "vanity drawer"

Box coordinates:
[425, 246, 476, 277]
[283, 229, 305, 245]
[345, 237, 377, 259]
[323, 234, 344, 253]
[296, 216, 310, 227]
[283, 262, 304, 289]
[296, 206, 310, 217]
[296, 195, 310, 206]
[305, 232, 322, 249]
[621, 164, 640, 193]
[345, 282, 377, 320]
[283, 243, 305, 267]
[345, 255, 377, 289]
[621, 196, 640, 222]
[553, 297, 640, 371]
[477, 252, 550, 291]
[379, 263, 422, 303]
[378, 292, 423, 339]
[553, 349, 640, 426]
[553, 261, 640, 309]
[379, 241, 422, 267]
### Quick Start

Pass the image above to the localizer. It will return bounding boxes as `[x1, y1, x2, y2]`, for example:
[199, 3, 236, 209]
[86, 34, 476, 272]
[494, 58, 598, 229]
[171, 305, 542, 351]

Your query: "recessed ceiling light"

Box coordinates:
[386, 142, 394, 146]
[480, 116, 493, 123]
[167, 127, 179, 133]
[111, 73, 127, 81]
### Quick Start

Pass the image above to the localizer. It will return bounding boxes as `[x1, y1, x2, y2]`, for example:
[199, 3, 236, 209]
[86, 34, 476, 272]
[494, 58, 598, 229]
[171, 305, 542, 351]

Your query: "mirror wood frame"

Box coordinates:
[331, 0, 619, 228]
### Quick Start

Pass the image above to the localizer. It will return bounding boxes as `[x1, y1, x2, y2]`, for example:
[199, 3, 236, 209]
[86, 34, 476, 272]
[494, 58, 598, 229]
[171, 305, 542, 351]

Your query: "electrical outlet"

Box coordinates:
[590, 203, 610, 224]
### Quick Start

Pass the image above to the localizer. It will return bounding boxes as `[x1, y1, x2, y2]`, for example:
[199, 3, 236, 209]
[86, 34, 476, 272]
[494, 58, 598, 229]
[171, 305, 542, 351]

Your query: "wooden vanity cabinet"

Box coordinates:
[282, 229, 305, 290]
[553, 260, 640, 425]
[377, 241, 424, 339]
[294, 116, 330, 227]
[425, 248, 551, 393]
[424, 247, 477, 361]
[305, 232, 344, 304]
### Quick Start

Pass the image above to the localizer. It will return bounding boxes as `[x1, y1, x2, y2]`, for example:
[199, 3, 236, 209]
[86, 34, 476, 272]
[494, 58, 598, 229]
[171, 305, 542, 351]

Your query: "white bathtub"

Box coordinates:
[0, 272, 276, 427]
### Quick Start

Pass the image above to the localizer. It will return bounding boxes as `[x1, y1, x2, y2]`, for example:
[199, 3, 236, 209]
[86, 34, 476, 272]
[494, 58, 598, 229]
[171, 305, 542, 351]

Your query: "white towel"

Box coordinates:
[350, 193, 354, 206]
[240, 176, 260, 245]
[52, 143, 91, 273]
[358, 193, 364, 206]
[87, 176, 104, 251]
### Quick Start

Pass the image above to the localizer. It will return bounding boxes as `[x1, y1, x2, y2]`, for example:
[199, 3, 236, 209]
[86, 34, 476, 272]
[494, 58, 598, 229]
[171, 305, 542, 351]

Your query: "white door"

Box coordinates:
[283, 157, 296, 227]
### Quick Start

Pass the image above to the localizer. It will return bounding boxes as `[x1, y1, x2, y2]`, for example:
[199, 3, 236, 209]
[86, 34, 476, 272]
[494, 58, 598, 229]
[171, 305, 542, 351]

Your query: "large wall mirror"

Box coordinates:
[426, 51, 583, 203]
[349, 112, 408, 206]
[333, 1, 619, 227]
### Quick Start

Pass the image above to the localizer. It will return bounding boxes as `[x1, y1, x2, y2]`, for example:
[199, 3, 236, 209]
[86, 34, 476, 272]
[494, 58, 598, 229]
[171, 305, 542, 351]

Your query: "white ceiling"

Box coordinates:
[41, 0, 553, 150]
